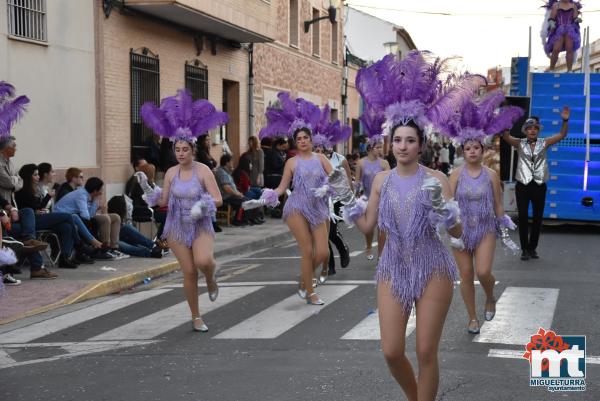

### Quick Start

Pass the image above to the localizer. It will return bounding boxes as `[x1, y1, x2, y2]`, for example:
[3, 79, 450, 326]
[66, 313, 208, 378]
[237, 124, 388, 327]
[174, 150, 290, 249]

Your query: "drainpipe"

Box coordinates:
[247, 43, 255, 138]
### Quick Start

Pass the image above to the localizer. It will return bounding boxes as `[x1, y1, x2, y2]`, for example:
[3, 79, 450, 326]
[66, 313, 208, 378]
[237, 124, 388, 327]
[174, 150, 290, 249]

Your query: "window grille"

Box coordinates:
[7, 0, 47, 42]
[130, 49, 160, 161]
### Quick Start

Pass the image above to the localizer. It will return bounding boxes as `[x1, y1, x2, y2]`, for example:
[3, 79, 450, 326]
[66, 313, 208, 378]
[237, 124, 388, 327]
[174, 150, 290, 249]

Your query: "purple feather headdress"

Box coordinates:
[541, 0, 582, 10]
[442, 90, 524, 145]
[0, 81, 30, 137]
[359, 106, 385, 146]
[141, 89, 228, 144]
[356, 51, 485, 138]
[259, 92, 351, 147]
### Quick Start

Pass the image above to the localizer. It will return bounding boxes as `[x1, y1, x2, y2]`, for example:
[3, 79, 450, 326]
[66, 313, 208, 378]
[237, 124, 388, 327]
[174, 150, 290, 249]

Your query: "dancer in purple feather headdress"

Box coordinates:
[140, 89, 228, 332]
[444, 90, 523, 335]
[344, 51, 484, 400]
[257, 92, 335, 306]
[0, 81, 28, 290]
[541, 0, 582, 71]
[354, 106, 390, 261]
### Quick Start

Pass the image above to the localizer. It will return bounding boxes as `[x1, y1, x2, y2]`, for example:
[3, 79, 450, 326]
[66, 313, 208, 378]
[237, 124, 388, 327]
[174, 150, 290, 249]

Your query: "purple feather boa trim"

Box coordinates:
[190, 193, 217, 220]
[0, 247, 17, 266]
[428, 199, 461, 230]
[260, 188, 280, 208]
[496, 214, 516, 230]
[342, 197, 367, 226]
[142, 186, 162, 207]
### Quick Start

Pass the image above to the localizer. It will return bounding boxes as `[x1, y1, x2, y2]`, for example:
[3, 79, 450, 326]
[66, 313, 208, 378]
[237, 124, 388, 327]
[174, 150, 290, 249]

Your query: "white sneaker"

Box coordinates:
[3, 273, 21, 286]
[108, 250, 130, 260]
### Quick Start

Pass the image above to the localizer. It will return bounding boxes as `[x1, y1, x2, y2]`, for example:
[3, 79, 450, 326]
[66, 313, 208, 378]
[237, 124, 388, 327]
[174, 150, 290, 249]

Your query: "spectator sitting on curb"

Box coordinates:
[54, 177, 128, 260]
[107, 194, 163, 258]
[0, 136, 55, 279]
[37, 162, 57, 212]
[126, 161, 167, 243]
[215, 154, 249, 226]
[15, 164, 85, 268]
[55, 167, 84, 202]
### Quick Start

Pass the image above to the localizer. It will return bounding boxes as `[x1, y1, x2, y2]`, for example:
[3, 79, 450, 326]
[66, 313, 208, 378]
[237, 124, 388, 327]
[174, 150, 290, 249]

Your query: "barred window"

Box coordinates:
[130, 49, 160, 162]
[185, 62, 208, 100]
[7, 0, 47, 42]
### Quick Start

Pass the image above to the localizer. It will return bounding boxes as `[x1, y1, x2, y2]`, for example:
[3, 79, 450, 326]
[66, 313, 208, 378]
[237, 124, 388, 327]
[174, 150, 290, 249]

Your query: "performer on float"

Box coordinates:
[252, 92, 338, 305]
[140, 90, 228, 332]
[501, 107, 570, 261]
[0, 81, 24, 291]
[355, 107, 390, 260]
[345, 52, 483, 400]
[311, 115, 352, 276]
[444, 90, 523, 334]
[542, 0, 582, 72]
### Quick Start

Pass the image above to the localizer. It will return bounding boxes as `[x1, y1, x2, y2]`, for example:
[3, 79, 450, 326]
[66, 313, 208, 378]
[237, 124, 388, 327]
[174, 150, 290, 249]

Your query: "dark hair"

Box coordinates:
[391, 120, 425, 146]
[261, 137, 273, 148]
[292, 127, 311, 142]
[132, 158, 146, 170]
[220, 153, 232, 167]
[85, 177, 104, 193]
[273, 137, 287, 148]
[248, 136, 260, 152]
[197, 135, 210, 152]
[233, 153, 251, 182]
[38, 162, 52, 181]
[18, 163, 38, 196]
[173, 138, 196, 150]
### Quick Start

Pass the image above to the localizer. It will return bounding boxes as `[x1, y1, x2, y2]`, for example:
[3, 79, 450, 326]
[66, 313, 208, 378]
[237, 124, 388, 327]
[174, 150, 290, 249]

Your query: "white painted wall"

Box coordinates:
[0, 0, 96, 170]
[345, 6, 412, 62]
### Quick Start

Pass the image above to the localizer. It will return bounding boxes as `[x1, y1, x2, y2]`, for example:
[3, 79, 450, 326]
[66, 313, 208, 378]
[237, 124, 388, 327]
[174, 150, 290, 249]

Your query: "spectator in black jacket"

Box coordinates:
[15, 164, 83, 268]
[263, 137, 287, 189]
[196, 135, 218, 170]
[55, 167, 84, 202]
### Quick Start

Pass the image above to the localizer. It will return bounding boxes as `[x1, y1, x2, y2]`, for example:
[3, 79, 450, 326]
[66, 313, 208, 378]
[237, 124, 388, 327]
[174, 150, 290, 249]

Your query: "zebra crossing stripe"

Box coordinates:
[91, 286, 263, 341]
[0, 289, 171, 344]
[214, 285, 357, 339]
[488, 349, 600, 365]
[340, 309, 416, 340]
[474, 287, 559, 345]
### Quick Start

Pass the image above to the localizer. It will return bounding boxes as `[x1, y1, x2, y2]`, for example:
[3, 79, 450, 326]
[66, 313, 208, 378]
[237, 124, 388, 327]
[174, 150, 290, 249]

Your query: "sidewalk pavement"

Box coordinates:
[0, 219, 291, 324]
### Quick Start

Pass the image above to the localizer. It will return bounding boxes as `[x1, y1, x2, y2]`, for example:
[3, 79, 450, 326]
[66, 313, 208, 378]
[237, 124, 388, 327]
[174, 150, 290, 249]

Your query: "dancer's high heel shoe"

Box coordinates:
[318, 269, 328, 285]
[467, 319, 480, 334]
[192, 317, 208, 332]
[207, 267, 219, 302]
[297, 282, 307, 299]
[366, 249, 374, 260]
[484, 298, 496, 321]
[306, 292, 325, 306]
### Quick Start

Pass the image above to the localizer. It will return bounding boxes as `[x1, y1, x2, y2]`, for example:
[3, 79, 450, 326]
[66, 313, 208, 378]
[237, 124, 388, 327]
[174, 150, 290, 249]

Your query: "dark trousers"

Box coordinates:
[515, 181, 547, 252]
[328, 201, 349, 271]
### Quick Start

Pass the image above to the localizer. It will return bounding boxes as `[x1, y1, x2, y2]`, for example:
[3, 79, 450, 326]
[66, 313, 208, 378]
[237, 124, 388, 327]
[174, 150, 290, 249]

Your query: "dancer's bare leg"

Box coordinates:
[170, 239, 199, 318]
[287, 213, 317, 298]
[474, 233, 497, 314]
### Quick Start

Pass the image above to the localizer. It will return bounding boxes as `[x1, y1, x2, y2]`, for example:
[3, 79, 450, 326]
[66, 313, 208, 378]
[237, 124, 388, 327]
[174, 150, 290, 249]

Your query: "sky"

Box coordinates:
[345, 0, 600, 74]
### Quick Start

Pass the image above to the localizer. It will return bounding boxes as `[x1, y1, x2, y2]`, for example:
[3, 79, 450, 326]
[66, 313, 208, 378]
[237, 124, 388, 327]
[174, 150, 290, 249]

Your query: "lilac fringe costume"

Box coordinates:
[283, 155, 329, 229]
[455, 168, 497, 252]
[544, 8, 581, 55]
[163, 163, 214, 246]
[361, 158, 384, 199]
[376, 166, 457, 312]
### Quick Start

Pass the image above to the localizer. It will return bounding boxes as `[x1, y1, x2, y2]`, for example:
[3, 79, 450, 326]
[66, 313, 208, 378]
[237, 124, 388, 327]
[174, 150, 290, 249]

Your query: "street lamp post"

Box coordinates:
[304, 0, 341, 33]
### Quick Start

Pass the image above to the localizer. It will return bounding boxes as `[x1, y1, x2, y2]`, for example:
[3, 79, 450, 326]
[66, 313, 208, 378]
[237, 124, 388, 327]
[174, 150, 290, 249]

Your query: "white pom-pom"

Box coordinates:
[190, 200, 205, 220]
[0, 247, 17, 266]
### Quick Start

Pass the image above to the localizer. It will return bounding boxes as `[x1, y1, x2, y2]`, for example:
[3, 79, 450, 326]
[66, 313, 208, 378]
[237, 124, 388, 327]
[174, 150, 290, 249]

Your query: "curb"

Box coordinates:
[1, 227, 293, 325]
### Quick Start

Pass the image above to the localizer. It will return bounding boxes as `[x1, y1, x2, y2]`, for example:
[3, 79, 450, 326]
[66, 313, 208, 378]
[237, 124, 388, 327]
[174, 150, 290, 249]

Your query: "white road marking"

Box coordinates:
[214, 285, 357, 339]
[488, 349, 600, 364]
[0, 289, 171, 344]
[91, 286, 262, 341]
[454, 281, 500, 285]
[474, 287, 559, 345]
[164, 280, 376, 288]
[341, 309, 416, 340]
[0, 340, 158, 370]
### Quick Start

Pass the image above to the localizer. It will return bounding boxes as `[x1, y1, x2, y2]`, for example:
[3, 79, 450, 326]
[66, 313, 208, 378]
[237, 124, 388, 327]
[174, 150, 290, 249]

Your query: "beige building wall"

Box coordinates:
[96, 1, 249, 199]
[0, 0, 97, 172]
[346, 64, 361, 151]
[253, 0, 343, 137]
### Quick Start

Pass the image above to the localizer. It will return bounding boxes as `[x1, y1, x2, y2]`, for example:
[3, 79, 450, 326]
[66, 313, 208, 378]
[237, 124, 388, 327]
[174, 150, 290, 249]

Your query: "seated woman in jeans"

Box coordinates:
[108, 194, 164, 258]
[15, 164, 86, 268]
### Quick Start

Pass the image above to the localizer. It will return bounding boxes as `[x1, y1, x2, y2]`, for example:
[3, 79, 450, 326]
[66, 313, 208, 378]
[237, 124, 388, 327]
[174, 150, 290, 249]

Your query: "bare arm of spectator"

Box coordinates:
[501, 130, 520, 148]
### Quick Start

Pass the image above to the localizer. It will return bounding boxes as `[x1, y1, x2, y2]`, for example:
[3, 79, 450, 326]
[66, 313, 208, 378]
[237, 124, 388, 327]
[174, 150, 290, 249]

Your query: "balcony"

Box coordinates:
[124, 0, 275, 43]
